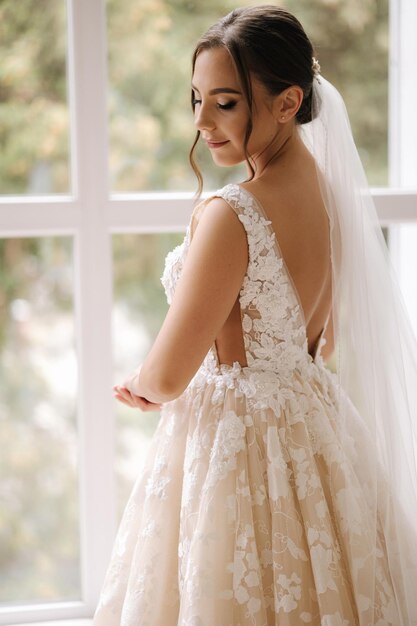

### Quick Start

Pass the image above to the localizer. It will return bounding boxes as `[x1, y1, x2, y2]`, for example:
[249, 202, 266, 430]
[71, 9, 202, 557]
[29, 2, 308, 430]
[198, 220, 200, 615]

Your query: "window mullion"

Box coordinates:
[68, 0, 116, 614]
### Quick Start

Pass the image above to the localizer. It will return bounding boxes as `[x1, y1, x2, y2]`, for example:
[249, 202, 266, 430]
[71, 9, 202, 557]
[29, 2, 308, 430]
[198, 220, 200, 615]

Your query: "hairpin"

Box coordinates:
[312, 56, 321, 81]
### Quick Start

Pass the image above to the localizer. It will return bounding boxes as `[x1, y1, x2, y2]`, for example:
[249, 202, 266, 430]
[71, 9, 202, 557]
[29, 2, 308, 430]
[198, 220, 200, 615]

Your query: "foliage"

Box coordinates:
[0, 0, 68, 194]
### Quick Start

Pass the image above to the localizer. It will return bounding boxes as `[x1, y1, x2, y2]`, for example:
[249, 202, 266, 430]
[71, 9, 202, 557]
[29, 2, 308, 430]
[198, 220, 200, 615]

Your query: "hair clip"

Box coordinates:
[312, 56, 321, 82]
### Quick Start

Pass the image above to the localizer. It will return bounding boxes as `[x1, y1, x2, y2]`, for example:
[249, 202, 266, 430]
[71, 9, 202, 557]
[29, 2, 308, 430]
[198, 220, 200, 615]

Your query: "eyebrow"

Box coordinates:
[191, 85, 242, 96]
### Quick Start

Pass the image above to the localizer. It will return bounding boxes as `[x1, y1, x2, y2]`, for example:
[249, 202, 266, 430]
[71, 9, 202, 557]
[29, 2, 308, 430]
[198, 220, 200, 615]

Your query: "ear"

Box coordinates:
[273, 86, 304, 122]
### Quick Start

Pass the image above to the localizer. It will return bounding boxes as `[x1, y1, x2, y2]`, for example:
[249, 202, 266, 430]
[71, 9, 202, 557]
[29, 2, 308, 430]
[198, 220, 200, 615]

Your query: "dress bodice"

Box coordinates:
[160, 183, 328, 380]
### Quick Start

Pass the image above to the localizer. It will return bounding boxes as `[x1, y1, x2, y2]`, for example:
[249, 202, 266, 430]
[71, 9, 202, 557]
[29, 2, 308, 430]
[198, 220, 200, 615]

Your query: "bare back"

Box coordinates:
[215, 150, 332, 365]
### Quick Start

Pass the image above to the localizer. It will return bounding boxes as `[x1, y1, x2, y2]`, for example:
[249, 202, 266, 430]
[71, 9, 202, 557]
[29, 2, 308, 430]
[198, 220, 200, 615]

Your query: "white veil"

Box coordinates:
[299, 72, 417, 623]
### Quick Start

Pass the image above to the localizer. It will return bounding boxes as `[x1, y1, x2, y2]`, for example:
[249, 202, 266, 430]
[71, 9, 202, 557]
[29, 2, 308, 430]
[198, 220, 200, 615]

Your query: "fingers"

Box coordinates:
[113, 385, 132, 403]
[113, 392, 132, 406]
[113, 385, 162, 412]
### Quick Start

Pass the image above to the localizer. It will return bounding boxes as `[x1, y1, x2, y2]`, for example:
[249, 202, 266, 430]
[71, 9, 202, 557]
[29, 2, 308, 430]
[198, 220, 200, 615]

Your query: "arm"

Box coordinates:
[130, 198, 248, 403]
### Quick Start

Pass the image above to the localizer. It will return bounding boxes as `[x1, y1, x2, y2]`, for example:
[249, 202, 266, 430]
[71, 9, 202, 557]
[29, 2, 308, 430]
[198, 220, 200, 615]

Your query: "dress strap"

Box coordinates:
[188, 184, 259, 258]
[208, 183, 274, 261]
[211, 183, 258, 223]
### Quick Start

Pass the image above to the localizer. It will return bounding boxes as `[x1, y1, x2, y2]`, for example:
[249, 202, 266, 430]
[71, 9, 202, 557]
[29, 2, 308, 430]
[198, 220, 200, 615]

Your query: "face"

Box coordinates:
[191, 46, 284, 169]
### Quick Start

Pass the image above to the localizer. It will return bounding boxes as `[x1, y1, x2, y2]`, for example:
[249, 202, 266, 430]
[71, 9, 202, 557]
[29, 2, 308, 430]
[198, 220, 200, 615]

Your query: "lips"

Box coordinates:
[205, 139, 229, 149]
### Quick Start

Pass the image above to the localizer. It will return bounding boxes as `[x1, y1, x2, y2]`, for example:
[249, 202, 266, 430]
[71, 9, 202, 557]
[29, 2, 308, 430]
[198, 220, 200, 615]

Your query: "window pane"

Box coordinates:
[107, 0, 388, 192]
[112, 232, 184, 520]
[0, 1, 70, 195]
[0, 237, 79, 604]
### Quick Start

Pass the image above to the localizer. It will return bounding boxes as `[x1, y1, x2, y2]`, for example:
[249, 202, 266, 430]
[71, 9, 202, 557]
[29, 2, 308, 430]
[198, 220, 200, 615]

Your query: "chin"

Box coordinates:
[211, 154, 244, 167]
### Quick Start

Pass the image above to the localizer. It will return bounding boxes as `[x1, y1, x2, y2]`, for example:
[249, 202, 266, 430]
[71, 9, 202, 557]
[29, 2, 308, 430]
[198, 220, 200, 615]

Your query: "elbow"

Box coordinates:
[157, 371, 190, 402]
[153, 381, 185, 403]
[140, 366, 187, 403]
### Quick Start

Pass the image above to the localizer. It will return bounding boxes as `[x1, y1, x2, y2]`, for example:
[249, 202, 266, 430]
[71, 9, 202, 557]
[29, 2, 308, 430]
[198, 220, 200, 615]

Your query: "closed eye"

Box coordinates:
[191, 98, 237, 111]
[218, 101, 237, 110]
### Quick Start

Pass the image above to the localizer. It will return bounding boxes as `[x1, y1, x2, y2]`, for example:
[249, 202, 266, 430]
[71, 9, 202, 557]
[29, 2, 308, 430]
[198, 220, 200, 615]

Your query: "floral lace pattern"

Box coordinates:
[214, 185, 310, 371]
[92, 183, 412, 626]
[160, 225, 190, 306]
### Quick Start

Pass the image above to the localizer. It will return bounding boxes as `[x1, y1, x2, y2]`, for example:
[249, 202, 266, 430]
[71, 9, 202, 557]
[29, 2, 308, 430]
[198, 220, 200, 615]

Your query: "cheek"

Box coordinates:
[247, 116, 275, 148]
[226, 110, 249, 139]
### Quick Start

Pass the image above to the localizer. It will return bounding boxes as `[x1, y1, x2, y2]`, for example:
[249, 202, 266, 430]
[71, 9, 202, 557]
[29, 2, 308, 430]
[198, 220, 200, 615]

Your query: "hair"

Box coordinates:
[189, 5, 319, 197]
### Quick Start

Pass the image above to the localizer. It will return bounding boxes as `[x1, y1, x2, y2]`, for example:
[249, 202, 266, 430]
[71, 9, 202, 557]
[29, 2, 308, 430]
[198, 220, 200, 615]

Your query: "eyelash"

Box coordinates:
[192, 98, 237, 111]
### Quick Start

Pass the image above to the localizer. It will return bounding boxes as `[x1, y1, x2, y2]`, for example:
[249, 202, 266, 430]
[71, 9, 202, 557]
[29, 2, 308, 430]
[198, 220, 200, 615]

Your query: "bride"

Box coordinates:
[96, 5, 417, 624]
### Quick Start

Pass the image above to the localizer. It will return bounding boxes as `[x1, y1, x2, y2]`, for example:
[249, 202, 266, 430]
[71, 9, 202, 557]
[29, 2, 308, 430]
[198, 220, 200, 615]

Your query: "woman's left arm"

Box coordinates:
[118, 197, 248, 405]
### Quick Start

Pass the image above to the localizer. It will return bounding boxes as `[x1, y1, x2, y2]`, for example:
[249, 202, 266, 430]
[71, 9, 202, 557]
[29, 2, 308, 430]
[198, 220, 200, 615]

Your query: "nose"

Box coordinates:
[194, 102, 216, 132]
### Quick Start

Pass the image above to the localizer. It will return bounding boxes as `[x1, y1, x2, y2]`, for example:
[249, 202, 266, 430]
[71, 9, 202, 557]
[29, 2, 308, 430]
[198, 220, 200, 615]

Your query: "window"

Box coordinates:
[0, 0, 416, 623]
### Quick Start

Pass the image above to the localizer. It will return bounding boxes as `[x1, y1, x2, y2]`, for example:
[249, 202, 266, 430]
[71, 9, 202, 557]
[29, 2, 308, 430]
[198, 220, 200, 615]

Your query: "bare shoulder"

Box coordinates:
[190, 194, 247, 241]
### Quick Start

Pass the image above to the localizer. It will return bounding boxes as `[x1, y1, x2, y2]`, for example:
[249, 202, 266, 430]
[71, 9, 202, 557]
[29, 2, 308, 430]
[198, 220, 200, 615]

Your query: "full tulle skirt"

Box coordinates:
[92, 362, 417, 625]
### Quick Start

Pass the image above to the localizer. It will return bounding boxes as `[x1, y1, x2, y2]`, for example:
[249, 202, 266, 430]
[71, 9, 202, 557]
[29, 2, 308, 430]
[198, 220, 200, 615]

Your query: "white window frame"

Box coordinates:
[0, 0, 416, 624]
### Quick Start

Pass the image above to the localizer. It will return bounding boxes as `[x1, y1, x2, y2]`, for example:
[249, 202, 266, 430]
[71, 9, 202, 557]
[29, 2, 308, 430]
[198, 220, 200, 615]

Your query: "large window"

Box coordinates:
[0, 0, 416, 623]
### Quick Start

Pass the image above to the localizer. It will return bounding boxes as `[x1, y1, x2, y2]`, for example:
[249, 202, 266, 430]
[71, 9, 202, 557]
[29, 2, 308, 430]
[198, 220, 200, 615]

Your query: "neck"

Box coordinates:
[246, 124, 303, 180]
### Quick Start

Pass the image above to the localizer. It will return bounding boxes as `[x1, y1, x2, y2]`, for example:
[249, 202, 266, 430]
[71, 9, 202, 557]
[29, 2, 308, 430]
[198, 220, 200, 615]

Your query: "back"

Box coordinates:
[188, 182, 331, 377]
[238, 158, 332, 359]
[208, 151, 332, 367]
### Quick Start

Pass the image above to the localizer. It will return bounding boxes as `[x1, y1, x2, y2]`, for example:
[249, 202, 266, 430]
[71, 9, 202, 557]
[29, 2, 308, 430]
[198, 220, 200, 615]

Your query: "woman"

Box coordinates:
[93, 6, 417, 625]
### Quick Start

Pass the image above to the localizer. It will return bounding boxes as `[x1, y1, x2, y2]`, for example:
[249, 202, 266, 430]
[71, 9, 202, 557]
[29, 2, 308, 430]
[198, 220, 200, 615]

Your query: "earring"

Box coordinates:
[281, 116, 285, 121]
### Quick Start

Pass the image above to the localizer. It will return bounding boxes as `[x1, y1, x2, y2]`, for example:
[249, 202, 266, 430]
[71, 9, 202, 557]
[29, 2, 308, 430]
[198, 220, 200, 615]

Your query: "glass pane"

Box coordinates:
[107, 0, 388, 192]
[0, 1, 70, 195]
[112, 232, 184, 520]
[0, 237, 79, 604]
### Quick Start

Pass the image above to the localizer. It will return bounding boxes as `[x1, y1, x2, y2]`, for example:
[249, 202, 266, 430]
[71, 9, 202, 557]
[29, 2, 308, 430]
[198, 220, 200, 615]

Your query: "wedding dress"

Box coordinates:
[91, 182, 417, 625]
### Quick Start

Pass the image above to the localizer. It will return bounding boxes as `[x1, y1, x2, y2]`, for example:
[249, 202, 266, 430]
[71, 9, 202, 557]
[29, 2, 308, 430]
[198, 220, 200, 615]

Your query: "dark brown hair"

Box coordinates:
[189, 5, 318, 198]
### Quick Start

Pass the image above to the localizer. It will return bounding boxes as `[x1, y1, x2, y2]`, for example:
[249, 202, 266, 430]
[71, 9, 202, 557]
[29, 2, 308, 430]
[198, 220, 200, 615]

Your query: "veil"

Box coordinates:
[299, 71, 417, 623]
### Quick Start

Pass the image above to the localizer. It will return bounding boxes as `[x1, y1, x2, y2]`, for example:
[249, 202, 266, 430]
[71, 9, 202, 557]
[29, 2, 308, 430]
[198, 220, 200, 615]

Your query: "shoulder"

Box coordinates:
[186, 189, 248, 270]
[190, 185, 246, 237]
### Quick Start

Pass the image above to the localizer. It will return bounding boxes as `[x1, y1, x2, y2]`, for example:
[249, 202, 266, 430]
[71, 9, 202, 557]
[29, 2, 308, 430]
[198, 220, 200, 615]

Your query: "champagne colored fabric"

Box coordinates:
[92, 170, 417, 623]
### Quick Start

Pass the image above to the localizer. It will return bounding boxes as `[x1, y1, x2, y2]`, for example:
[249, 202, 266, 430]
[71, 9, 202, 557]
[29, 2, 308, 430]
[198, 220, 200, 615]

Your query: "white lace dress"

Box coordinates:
[92, 184, 403, 626]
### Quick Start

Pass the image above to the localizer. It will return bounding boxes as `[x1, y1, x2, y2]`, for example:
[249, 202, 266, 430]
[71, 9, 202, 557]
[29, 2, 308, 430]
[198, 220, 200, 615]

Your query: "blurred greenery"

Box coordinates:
[0, 237, 79, 602]
[106, 0, 388, 191]
[0, 0, 388, 194]
[0, 0, 389, 606]
[0, 0, 69, 194]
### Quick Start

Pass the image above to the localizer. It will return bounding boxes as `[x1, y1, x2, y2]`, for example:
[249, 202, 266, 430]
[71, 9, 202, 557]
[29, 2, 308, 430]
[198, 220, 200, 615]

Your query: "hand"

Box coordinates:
[112, 384, 162, 412]
[113, 364, 163, 412]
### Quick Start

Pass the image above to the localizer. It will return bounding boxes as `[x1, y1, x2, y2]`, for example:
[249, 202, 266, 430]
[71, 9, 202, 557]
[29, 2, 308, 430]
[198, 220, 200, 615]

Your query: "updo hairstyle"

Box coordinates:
[189, 5, 319, 196]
